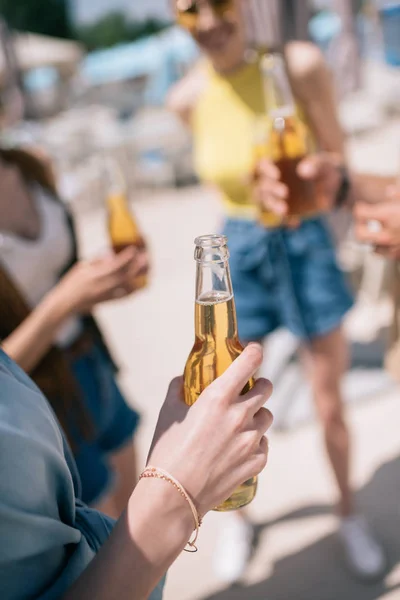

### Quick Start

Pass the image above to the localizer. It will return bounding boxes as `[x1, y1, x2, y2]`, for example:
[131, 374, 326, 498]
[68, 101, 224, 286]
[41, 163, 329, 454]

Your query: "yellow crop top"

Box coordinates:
[192, 56, 313, 225]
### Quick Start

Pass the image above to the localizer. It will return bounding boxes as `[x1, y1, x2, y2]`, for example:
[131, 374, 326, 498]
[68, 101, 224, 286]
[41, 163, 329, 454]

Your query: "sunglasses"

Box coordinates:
[176, 0, 234, 30]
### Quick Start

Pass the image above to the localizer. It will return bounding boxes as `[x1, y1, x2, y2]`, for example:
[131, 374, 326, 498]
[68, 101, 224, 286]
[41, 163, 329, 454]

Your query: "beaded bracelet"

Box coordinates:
[139, 466, 203, 553]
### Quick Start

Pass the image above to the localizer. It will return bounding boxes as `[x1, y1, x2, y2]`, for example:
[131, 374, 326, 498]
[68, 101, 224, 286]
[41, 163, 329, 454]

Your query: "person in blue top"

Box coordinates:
[0, 343, 272, 600]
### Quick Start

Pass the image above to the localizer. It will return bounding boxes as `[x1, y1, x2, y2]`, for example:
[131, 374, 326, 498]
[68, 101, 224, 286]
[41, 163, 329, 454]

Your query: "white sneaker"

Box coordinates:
[213, 513, 254, 584]
[339, 515, 387, 581]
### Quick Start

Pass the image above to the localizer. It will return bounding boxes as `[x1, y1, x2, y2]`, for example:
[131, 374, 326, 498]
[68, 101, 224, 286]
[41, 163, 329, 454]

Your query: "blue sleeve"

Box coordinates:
[0, 354, 98, 600]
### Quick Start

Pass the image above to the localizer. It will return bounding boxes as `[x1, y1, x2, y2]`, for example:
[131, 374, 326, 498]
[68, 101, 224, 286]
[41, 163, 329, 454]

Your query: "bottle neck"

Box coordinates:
[107, 191, 130, 214]
[103, 156, 129, 214]
[194, 259, 238, 340]
[261, 53, 296, 116]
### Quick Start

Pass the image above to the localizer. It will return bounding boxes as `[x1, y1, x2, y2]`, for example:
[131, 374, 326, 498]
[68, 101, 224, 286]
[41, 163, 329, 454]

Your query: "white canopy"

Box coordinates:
[0, 32, 84, 81]
[14, 33, 84, 76]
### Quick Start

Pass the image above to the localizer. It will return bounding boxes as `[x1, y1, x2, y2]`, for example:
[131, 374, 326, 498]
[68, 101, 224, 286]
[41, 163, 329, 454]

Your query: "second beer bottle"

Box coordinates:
[104, 157, 148, 291]
[259, 53, 318, 222]
[184, 234, 258, 511]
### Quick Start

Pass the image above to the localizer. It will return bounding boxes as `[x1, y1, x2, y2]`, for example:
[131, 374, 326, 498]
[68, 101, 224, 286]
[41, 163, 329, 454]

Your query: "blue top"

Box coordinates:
[0, 349, 164, 600]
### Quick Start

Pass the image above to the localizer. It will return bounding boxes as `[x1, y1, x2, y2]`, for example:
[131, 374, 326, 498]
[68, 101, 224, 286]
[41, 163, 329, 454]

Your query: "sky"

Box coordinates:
[70, 0, 172, 25]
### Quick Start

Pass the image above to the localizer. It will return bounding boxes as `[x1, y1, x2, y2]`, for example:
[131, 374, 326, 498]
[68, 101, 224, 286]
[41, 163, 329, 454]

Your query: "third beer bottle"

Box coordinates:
[259, 53, 318, 222]
[105, 157, 148, 290]
[184, 234, 258, 511]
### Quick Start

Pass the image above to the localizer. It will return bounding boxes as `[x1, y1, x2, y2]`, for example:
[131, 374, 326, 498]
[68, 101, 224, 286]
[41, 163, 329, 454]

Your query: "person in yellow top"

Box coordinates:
[168, 0, 386, 584]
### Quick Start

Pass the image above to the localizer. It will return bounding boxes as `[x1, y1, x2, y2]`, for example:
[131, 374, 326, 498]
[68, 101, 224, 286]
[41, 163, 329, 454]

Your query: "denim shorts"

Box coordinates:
[69, 343, 140, 505]
[223, 217, 354, 342]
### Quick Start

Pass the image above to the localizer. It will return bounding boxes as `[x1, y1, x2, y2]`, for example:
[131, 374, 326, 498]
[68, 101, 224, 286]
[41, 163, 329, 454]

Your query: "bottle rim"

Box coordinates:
[194, 234, 227, 248]
[260, 52, 283, 73]
[271, 106, 295, 119]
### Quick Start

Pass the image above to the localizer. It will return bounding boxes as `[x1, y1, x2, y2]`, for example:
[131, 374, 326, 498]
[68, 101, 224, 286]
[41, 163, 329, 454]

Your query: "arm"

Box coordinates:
[65, 346, 273, 600]
[64, 479, 193, 600]
[253, 43, 348, 216]
[1, 344, 272, 600]
[1, 286, 72, 373]
[353, 175, 400, 254]
[0, 355, 192, 600]
[286, 41, 345, 155]
[351, 173, 397, 205]
[166, 62, 205, 127]
[2, 247, 148, 373]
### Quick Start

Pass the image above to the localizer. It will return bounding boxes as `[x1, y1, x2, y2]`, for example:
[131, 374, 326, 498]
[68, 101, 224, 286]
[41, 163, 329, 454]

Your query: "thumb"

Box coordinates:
[165, 376, 185, 404]
[297, 155, 320, 180]
[163, 376, 189, 419]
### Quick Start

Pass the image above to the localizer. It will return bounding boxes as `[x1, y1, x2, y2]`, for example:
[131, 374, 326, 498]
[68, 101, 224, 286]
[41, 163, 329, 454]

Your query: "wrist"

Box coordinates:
[128, 478, 195, 552]
[43, 283, 74, 324]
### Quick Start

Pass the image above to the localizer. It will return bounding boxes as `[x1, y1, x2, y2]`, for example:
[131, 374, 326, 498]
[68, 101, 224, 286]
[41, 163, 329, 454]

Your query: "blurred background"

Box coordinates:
[0, 0, 399, 599]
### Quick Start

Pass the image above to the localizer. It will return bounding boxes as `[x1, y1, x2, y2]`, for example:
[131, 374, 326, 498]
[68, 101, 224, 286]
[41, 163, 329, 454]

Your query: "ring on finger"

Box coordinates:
[367, 219, 382, 234]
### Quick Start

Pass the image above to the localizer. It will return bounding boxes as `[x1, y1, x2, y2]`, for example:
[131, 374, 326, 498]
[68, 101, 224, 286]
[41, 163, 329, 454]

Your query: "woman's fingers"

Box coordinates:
[207, 343, 264, 402]
[240, 378, 273, 412]
[253, 406, 274, 436]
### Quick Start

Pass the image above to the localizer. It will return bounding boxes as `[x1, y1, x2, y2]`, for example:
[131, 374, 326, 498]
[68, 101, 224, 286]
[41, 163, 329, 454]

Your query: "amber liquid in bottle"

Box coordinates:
[184, 236, 258, 511]
[107, 191, 148, 291]
[253, 116, 284, 228]
[269, 113, 316, 219]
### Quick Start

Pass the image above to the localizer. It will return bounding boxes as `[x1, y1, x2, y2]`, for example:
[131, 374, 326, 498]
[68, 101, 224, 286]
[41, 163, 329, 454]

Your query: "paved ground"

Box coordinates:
[76, 180, 400, 600]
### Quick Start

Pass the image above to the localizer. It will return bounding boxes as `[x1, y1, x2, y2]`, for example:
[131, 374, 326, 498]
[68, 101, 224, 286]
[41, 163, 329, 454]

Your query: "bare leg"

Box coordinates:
[300, 327, 353, 517]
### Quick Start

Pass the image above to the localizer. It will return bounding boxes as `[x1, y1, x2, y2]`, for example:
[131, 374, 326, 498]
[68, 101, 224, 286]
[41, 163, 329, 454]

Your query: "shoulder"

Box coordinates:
[284, 41, 330, 101]
[284, 42, 344, 153]
[166, 60, 208, 125]
[285, 41, 327, 83]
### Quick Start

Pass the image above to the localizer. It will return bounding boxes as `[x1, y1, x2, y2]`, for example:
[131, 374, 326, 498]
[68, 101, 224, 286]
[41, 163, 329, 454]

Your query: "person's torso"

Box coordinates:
[192, 56, 312, 225]
[0, 186, 82, 346]
[0, 348, 165, 600]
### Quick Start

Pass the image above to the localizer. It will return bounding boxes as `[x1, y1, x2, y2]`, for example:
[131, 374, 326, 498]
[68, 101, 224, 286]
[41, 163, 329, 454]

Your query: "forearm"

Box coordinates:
[287, 43, 346, 156]
[349, 173, 396, 206]
[1, 287, 70, 373]
[64, 479, 194, 600]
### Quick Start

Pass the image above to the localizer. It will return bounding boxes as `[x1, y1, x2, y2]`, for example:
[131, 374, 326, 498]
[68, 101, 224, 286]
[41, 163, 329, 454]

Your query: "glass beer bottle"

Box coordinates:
[184, 234, 258, 511]
[105, 157, 148, 290]
[259, 53, 317, 220]
[253, 115, 284, 228]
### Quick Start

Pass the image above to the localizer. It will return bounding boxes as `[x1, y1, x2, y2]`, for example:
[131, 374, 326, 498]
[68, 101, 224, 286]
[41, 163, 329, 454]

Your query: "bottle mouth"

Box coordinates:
[260, 52, 282, 73]
[194, 235, 229, 263]
[271, 106, 295, 120]
[194, 234, 227, 248]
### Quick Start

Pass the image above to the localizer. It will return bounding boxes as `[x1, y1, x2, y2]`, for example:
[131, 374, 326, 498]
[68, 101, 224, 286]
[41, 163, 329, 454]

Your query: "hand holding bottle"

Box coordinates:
[254, 152, 345, 218]
[256, 53, 345, 223]
[149, 344, 273, 518]
[104, 156, 150, 291]
[182, 234, 263, 510]
[52, 246, 148, 316]
[354, 182, 400, 258]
